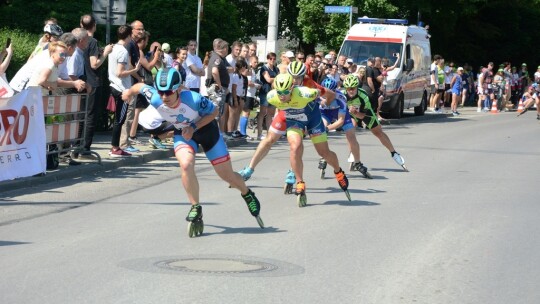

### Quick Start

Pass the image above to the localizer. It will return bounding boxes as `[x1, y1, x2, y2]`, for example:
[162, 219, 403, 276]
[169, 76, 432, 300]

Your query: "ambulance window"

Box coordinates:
[405, 44, 411, 60]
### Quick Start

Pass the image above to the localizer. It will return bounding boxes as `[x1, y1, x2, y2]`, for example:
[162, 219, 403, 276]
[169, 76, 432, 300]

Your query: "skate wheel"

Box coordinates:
[284, 183, 293, 195]
[344, 190, 351, 201]
[364, 171, 373, 179]
[187, 222, 196, 238]
[297, 194, 307, 207]
[401, 165, 409, 172]
[196, 220, 204, 236]
[256, 216, 264, 229]
[320, 169, 325, 179]
[349, 162, 354, 171]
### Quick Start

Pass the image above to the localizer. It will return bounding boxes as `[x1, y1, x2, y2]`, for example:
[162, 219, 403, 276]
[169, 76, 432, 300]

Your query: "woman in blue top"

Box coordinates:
[450, 67, 464, 116]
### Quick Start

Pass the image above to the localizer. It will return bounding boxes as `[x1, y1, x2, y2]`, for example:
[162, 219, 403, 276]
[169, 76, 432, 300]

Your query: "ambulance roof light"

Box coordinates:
[357, 17, 408, 25]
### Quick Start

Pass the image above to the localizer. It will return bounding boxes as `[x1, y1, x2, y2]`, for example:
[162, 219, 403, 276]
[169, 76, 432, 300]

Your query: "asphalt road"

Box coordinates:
[1, 109, 539, 304]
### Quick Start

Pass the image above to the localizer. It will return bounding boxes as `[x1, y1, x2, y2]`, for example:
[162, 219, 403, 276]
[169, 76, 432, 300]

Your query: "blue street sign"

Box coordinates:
[324, 6, 350, 14]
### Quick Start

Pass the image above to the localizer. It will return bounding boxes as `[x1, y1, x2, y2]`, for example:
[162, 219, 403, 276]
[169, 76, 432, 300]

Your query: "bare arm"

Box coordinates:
[90, 44, 113, 70]
[0, 44, 13, 75]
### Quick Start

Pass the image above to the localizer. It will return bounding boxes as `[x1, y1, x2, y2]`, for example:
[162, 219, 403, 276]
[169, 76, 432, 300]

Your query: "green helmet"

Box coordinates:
[274, 73, 294, 91]
[343, 74, 360, 88]
[287, 61, 306, 77]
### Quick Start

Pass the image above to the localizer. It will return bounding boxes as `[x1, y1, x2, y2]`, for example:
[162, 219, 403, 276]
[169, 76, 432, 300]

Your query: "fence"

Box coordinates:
[43, 94, 101, 168]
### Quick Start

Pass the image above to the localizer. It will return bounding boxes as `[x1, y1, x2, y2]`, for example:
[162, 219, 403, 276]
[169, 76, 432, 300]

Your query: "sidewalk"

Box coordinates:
[0, 131, 246, 193]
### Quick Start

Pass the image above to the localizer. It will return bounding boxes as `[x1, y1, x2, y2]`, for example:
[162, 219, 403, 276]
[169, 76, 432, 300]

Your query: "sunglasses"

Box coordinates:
[268, 57, 276, 60]
[276, 89, 291, 96]
[59, 52, 67, 59]
[297, 57, 305, 60]
[158, 90, 175, 96]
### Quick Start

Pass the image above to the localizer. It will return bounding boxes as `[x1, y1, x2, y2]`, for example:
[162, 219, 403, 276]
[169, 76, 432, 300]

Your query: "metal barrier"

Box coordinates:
[43, 94, 101, 167]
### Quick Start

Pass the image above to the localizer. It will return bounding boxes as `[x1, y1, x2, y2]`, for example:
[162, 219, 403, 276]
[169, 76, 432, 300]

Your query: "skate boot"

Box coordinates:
[348, 153, 355, 171]
[353, 162, 372, 179]
[238, 166, 254, 181]
[391, 152, 409, 172]
[334, 168, 351, 201]
[186, 204, 204, 238]
[318, 158, 327, 179]
[284, 169, 296, 194]
[295, 181, 307, 207]
[242, 189, 264, 228]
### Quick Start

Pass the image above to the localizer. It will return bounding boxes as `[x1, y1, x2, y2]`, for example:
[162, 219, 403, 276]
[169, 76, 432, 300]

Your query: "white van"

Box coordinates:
[338, 17, 431, 118]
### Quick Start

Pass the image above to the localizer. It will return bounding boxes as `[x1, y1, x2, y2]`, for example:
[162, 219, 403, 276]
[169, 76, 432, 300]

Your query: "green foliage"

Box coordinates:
[0, 28, 39, 80]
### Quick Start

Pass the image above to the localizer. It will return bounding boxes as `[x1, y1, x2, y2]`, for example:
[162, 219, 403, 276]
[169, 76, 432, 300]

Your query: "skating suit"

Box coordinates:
[268, 78, 328, 135]
[345, 88, 380, 129]
[320, 91, 355, 131]
[138, 85, 230, 165]
[267, 86, 328, 142]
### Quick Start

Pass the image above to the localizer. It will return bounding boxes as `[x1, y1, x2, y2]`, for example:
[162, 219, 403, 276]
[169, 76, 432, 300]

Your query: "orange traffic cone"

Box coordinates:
[517, 98, 524, 113]
[490, 98, 498, 114]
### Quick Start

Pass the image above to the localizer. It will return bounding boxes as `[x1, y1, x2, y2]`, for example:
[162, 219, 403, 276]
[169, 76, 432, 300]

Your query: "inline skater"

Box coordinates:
[266, 73, 351, 206]
[237, 61, 336, 183]
[319, 78, 371, 179]
[122, 68, 263, 236]
[342, 74, 408, 171]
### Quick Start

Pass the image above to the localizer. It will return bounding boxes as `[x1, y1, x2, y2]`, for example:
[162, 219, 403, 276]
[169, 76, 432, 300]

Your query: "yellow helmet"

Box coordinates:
[274, 73, 294, 91]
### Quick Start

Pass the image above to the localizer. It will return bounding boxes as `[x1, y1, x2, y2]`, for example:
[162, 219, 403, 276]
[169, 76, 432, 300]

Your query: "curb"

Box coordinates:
[0, 138, 247, 194]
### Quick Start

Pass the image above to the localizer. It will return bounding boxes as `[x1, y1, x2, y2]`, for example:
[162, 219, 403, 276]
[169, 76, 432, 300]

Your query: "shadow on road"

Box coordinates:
[0, 240, 32, 247]
[202, 224, 284, 236]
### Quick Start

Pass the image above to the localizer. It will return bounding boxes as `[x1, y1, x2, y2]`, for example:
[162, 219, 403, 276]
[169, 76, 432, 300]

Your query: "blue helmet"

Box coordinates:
[321, 77, 338, 91]
[156, 68, 181, 91]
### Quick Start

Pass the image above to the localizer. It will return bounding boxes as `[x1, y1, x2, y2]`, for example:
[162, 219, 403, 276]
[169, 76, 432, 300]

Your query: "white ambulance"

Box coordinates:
[338, 17, 431, 118]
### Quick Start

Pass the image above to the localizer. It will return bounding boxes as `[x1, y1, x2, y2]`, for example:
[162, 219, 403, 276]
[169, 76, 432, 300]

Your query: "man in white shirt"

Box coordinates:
[185, 39, 205, 93]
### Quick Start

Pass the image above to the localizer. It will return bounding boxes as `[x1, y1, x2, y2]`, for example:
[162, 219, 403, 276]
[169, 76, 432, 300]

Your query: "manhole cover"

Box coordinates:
[119, 255, 304, 277]
[156, 257, 278, 274]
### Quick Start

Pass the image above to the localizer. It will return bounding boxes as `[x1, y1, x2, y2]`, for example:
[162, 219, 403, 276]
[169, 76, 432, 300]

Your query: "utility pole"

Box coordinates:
[266, 0, 279, 55]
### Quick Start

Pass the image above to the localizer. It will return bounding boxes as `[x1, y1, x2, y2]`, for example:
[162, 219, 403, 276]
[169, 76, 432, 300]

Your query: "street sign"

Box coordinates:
[93, 11, 126, 25]
[92, 0, 127, 13]
[324, 6, 350, 14]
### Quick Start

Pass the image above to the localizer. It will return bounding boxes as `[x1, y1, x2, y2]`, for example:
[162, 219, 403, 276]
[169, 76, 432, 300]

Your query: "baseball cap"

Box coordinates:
[457, 67, 464, 71]
[324, 54, 331, 59]
[346, 58, 353, 63]
[522, 63, 527, 67]
[497, 68, 504, 72]
[285, 50, 294, 58]
[162, 43, 171, 53]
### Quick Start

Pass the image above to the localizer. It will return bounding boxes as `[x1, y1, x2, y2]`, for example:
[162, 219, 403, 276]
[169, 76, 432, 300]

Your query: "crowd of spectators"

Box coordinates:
[2, 15, 539, 162]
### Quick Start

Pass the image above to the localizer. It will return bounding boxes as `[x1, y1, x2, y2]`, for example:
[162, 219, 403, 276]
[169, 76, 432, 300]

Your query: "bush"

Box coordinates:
[0, 28, 39, 81]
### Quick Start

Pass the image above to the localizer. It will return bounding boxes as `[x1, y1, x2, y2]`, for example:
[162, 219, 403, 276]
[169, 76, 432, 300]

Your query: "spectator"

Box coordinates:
[173, 46, 188, 83]
[26, 41, 68, 95]
[230, 58, 248, 138]
[295, 51, 305, 63]
[185, 39, 205, 93]
[278, 51, 292, 74]
[206, 38, 231, 133]
[239, 55, 260, 138]
[534, 65, 540, 83]
[240, 44, 249, 59]
[256, 52, 278, 140]
[450, 67, 464, 115]
[161, 42, 173, 68]
[0, 38, 13, 83]
[56, 32, 86, 94]
[199, 50, 211, 97]
[120, 20, 146, 153]
[224, 41, 242, 139]
[29, 22, 63, 61]
[79, 14, 113, 156]
[108, 25, 140, 157]
[247, 42, 257, 58]
[519, 63, 529, 96]
[478, 62, 494, 112]
[64, 28, 88, 88]
[444, 61, 455, 107]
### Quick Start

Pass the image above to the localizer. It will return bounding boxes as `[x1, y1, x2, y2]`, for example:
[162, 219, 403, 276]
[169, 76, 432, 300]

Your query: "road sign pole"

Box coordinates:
[349, 6, 352, 28]
[105, 0, 111, 44]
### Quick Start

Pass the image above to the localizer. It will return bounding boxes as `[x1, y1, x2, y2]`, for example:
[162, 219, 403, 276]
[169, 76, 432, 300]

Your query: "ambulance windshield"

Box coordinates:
[339, 41, 402, 67]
